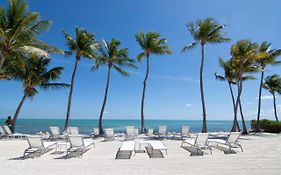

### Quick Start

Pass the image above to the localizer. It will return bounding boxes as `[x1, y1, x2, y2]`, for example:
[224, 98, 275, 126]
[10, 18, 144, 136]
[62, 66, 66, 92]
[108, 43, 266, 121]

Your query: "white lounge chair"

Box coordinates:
[182, 133, 212, 155]
[146, 140, 168, 158]
[68, 127, 87, 138]
[91, 127, 99, 137]
[158, 126, 167, 138]
[23, 136, 56, 158]
[3, 125, 26, 139]
[115, 141, 135, 159]
[67, 135, 95, 158]
[0, 126, 7, 139]
[104, 128, 115, 141]
[147, 129, 155, 137]
[181, 126, 190, 138]
[49, 126, 66, 140]
[125, 126, 136, 140]
[208, 132, 243, 152]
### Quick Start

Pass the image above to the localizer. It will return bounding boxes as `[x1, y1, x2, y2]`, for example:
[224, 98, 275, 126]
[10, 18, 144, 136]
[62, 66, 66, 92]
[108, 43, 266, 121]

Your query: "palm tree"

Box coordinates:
[182, 17, 230, 132]
[62, 27, 99, 131]
[92, 38, 136, 134]
[8, 56, 69, 132]
[0, 0, 63, 72]
[255, 42, 281, 131]
[215, 58, 239, 130]
[230, 40, 258, 132]
[263, 74, 281, 121]
[135, 32, 172, 133]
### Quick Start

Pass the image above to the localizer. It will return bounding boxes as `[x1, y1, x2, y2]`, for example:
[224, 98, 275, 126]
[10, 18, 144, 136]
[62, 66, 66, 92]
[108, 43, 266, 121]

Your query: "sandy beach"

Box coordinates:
[0, 133, 280, 175]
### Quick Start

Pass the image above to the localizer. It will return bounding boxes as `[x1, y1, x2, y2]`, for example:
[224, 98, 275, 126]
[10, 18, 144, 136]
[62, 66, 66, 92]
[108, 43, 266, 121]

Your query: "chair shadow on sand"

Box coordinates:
[54, 149, 90, 159]
[8, 148, 53, 160]
[181, 145, 237, 156]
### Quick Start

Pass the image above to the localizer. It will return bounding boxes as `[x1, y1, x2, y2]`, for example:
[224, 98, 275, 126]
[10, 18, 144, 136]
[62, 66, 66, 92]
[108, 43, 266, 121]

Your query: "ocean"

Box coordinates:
[0, 119, 251, 134]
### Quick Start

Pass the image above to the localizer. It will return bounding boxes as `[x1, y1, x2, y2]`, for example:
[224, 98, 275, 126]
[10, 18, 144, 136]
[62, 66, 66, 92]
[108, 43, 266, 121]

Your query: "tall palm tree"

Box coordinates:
[215, 58, 239, 130]
[62, 27, 99, 131]
[8, 56, 69, 132]
[0, 0, 63, 72]
[92, 38, 136, 134]
[263, 74, 281, 122]
[135, 32, 172, 133]
[255, 42, 281, 131]
[230, 40, 258, 132]
[182, 17, 230, 132]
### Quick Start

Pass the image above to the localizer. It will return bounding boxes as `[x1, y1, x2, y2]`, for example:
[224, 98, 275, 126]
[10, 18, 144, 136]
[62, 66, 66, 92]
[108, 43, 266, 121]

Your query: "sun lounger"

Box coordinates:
[208, 132, 243, 152]
[104, 128, 115, 141]
[68, 127, 88, 138]
[147, 128, 155, 137]
[182, 133, 212, 155]
[181, 126, 190, 138]
[91, 128, 99, 137]
[115, 140, 135, 159]
[66, 135, 95, 158]
[146, 140, 167, 158]
[23, 136, 56, 158]
[158, 126, 167, 138]
[49, 126, 66, 140]
[3, 125, 26, 139]
[125, 126, 136, 140]
[0, 126, 8, 139]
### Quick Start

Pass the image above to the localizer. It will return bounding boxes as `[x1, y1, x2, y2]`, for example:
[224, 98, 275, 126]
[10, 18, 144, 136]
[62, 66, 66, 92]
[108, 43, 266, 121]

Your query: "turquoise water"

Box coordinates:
[0, 119, 250, 134]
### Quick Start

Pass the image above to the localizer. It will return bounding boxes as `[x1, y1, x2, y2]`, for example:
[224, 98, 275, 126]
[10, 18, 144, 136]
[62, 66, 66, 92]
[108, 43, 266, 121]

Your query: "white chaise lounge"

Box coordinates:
[104, 128, 115, 141]
[125, 126, 136, 140]
[115, 141, 135, 159]
[3, 125, 26, 139]
[158, 126, 167, 138]
[182, 133, 212, 155]
[146, 140, 168, 158]
[66, 135, 95, 158]
[23, 136, 56, 158]
[49, 126, 66, 140]
[208, 132, 243, 152]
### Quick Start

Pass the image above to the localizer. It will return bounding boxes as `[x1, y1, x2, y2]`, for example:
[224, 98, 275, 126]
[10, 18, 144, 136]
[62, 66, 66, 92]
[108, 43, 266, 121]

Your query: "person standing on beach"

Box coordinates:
[5, 116, 14, 131]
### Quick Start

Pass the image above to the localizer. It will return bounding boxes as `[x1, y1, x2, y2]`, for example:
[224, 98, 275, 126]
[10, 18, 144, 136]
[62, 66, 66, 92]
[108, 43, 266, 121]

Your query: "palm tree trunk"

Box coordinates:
[228, 81, 235, 112]
[11, 94, 27, 133]
[256, 71, 264, 132]
[231, 77, 241, 132]
[64, 56, 79, 131]
[200, 44, 207, 133]
[140, 55, 150, 133]
[273, 92, 279, 121]
[98, 66, 112, 135]
[0, 50, 5, 71]
[239, 97, 248, 134]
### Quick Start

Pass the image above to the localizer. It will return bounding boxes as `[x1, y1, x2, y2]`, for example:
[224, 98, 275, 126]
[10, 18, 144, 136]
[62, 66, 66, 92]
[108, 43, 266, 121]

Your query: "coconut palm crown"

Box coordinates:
[0, 0, 64, 72]
[135, 32, 172, 133]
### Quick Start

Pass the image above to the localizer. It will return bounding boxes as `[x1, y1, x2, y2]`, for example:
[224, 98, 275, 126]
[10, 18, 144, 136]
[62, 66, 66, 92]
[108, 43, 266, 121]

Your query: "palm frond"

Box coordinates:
[181, 42, 198, 52]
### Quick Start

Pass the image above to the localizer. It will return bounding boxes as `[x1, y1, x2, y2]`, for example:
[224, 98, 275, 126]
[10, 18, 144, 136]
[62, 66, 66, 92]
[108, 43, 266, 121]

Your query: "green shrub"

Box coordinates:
[251, 119, 281, 133]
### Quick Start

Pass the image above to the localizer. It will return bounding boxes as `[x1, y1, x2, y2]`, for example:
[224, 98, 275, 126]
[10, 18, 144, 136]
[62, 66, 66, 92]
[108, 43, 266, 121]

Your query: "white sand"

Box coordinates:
[0, 133, 281, 175]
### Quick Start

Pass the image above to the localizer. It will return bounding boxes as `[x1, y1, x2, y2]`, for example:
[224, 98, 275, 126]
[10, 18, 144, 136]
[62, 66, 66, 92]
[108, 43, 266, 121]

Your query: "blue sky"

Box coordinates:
[0, 0, 281, 120]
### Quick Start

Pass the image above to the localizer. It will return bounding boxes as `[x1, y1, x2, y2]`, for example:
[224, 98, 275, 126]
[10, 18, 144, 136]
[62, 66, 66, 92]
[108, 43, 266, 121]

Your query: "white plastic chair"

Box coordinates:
[67, 135, 95, 158]
[126, 126, 135, 140]
[23, 136, 56, 158]
[181, 126, 190, 138]
[209, 132, 243, 152]
[104, 128, 115, 141]
[3, 125, 26, 139]
[49, 126, 65, 140]
[182, 133, 212, 155]
[158, 126, 167, 138]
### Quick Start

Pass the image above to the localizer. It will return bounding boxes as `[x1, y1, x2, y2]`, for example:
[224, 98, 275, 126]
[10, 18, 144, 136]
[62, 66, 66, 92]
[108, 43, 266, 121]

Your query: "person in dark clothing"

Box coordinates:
[5, 116, 14, 131]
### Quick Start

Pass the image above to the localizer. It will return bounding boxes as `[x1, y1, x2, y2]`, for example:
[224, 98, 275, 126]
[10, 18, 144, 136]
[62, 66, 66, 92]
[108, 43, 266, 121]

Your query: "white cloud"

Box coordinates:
[186, 103, 192, 107]
[256, 95, 274, 100]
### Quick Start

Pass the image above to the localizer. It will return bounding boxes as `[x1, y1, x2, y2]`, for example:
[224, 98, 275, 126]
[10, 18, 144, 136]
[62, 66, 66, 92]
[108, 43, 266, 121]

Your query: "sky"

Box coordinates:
[0, 0, 281, 120]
